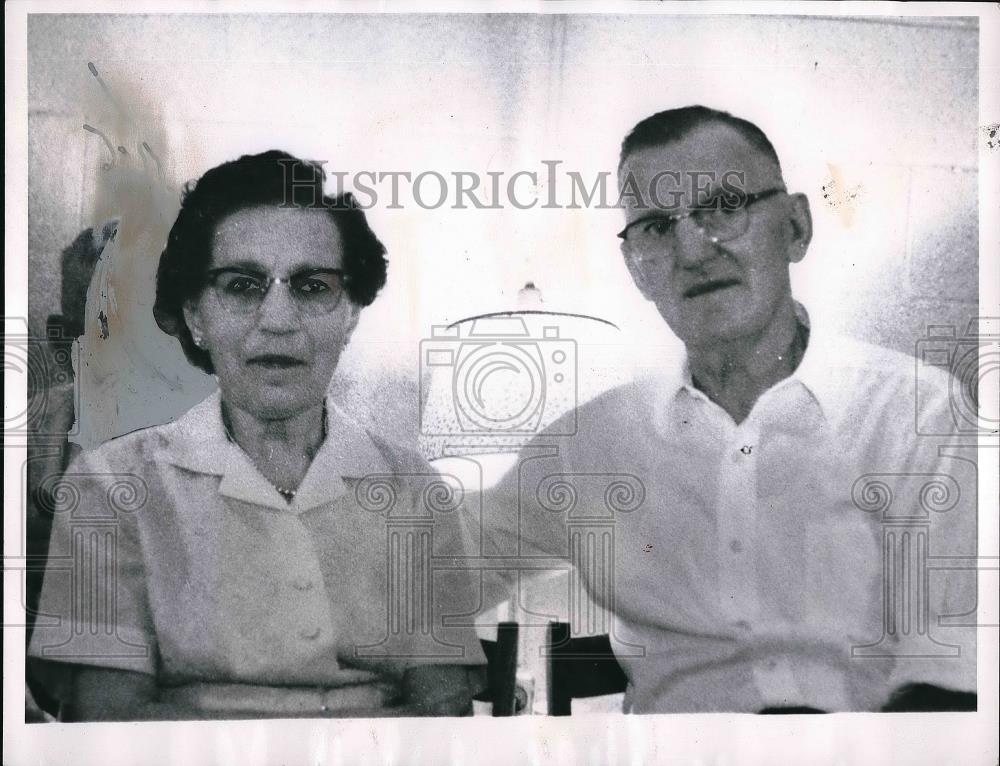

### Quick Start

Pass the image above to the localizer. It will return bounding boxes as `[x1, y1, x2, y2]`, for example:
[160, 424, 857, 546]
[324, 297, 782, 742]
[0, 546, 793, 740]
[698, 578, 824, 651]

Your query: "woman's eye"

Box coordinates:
[296, 279, 331, 295]
[224, 276, 263, 294]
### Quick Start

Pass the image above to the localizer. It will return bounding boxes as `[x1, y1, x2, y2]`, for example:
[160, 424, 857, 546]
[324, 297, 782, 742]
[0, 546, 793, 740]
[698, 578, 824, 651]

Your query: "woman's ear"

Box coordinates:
[341, 301, 362, 344]
[182, 300, 205, 348]
[787, 193, 813, 263]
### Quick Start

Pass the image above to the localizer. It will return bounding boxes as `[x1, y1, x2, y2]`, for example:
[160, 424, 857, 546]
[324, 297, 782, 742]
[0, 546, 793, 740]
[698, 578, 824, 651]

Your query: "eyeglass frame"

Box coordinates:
[203, 266, 351, 315]
[616, 187, 787, 246]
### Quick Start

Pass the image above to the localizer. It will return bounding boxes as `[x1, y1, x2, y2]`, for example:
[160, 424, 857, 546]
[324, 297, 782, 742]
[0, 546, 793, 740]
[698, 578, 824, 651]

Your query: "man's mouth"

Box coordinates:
[683, 278, 741, 299]
[247, 354, 306, 369]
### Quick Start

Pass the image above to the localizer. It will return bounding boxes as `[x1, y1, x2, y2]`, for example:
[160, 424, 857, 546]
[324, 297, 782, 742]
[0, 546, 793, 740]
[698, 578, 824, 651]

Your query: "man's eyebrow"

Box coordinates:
[691, 185, 743, 208]
[632, 212, 683, 224]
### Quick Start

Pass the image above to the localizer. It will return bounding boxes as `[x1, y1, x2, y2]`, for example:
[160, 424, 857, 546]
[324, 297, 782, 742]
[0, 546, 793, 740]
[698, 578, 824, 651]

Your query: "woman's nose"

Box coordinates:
[256, 281, 300, 332]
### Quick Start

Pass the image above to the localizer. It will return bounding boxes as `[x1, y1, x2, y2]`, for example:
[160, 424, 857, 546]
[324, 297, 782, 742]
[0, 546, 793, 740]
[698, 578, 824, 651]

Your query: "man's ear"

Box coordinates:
[786, 193, 812, 263]
[621, 241, 654, 301]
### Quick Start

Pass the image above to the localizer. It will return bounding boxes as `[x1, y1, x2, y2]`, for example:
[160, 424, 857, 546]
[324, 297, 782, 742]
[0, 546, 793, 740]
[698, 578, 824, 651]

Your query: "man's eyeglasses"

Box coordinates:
[617, 188, 786, 253]
[205, 268, 349, 315]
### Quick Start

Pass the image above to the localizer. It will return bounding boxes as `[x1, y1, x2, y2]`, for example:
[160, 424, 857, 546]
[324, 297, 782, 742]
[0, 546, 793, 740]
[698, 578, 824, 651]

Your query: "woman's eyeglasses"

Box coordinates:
[205, 268, 348, 315]
[617, 188, 786, 255]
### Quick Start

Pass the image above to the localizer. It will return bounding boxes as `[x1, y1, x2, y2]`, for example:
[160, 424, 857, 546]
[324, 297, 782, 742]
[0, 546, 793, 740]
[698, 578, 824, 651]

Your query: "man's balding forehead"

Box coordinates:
[616, 123, 786, 215]
[618, 124, 785, 192]
[619, 105, 783, 175]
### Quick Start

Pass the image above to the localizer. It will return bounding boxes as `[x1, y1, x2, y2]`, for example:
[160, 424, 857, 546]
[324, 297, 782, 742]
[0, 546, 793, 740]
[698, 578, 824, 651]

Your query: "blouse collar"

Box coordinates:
[161, 390, 393, 512]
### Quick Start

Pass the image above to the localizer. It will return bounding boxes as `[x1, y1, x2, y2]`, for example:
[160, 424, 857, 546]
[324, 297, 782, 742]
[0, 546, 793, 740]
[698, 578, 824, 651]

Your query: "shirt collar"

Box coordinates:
[781, 303, 853, 418]
[644, 302, 851, 428]
[163, 389, 393, 512]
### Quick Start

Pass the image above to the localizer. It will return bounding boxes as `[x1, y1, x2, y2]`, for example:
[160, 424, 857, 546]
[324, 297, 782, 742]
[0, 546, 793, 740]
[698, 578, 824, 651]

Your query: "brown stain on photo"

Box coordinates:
[981, 123, 999, 151]
[821, 163, 862, 228]
[73, 61, 215, 447]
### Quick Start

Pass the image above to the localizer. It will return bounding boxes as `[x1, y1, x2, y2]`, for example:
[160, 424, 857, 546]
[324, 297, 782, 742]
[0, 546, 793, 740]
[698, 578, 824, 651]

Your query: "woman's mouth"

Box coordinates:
[247, 354, 306, 369]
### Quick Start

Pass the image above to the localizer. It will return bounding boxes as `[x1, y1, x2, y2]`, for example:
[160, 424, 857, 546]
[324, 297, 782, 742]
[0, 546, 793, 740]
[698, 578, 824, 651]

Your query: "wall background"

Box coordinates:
[26, 13, 979, 446]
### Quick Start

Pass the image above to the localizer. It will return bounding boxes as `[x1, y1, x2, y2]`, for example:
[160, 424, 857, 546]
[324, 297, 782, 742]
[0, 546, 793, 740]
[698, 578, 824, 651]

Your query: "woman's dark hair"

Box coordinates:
[154, 150, 388, 374]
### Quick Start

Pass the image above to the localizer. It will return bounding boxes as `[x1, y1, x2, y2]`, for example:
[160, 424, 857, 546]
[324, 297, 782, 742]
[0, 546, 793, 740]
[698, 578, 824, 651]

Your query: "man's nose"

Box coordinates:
[256, 281, 299, 332]
[671, 216, 720, 269]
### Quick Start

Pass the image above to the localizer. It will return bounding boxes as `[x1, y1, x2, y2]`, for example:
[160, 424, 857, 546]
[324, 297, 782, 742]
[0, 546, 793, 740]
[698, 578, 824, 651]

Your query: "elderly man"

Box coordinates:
[479, 105, 976, 713]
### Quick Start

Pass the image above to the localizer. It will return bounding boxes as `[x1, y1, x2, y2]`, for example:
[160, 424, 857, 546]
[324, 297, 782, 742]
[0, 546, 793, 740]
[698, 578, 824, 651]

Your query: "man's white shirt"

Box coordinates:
[477, 306, 977, 712]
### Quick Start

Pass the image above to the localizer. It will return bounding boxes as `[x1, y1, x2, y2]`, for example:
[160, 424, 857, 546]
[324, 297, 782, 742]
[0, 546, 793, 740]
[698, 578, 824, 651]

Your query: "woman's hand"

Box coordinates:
[66, 664, 477, 720]
[66, 667, 192, 721]
[319, 664, 477, 718]
[67, 667, 398, 721]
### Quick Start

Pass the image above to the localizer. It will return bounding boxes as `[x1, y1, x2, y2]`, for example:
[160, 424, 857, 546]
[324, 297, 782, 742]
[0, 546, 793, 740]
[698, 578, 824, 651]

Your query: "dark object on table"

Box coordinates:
[881, 683, 976, 712]
[547, 621, 628, 716]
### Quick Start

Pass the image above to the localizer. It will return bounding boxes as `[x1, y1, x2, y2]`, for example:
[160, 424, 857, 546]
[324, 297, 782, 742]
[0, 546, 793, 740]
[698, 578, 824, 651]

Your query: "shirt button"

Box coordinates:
[298, 626, 321, 640]
[729, 538, 744, 554]
[292, 578, 314, 591]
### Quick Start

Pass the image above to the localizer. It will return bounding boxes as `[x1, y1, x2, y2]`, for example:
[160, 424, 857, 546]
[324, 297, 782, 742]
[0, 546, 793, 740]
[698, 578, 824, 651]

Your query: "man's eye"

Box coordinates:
[718, 191, 748, 211]
[711, 204, 742, 218]
[642, 218, 676, 237]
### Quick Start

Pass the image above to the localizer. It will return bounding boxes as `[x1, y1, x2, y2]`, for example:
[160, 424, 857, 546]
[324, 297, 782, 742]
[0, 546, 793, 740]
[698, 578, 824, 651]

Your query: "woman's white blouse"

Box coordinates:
[28, 391, 485, 714]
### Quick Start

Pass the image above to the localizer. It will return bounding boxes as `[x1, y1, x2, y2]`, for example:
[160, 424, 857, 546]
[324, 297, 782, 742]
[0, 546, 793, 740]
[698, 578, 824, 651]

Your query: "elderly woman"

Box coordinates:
[28, 151, 484, 720]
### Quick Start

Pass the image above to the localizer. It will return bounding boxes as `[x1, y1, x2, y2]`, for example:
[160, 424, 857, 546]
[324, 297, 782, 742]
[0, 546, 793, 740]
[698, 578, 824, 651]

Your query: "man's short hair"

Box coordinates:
[619, 105, 783, 175]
